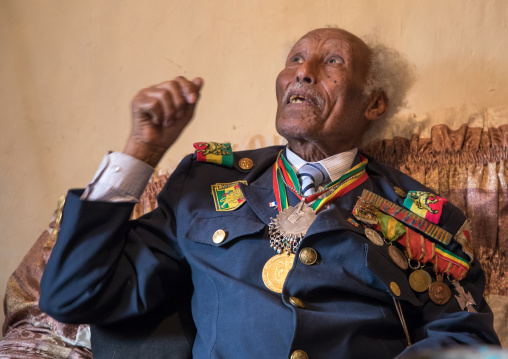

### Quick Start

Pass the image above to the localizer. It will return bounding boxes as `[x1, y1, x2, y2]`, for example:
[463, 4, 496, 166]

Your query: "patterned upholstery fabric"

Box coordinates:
[0, 216, 92, 358]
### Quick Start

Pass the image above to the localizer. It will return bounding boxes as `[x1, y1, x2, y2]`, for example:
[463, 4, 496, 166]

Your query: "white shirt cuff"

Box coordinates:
[81, 152, 154, 202]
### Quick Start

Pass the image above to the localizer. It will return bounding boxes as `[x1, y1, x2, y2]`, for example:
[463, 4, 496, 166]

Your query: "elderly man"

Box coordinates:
[40, 28, 500, 358]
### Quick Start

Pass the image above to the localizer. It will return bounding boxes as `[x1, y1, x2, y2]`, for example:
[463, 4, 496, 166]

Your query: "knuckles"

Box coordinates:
[131, 77, 201, 125]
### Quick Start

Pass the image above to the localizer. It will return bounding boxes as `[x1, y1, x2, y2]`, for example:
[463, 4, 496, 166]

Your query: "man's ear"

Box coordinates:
[364, 91, 388, 121]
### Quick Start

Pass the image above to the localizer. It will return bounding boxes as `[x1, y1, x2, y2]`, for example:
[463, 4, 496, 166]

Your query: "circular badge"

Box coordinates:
[262, 253, 295, 293]
[429, 276, 452, 305]
[409, 269, 432, 292]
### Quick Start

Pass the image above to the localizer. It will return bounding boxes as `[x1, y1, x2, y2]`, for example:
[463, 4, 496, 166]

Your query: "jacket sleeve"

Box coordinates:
[39, 155, 194, 325]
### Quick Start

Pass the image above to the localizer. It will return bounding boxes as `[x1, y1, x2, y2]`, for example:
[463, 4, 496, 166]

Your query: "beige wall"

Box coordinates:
[1, 0, 507, 330]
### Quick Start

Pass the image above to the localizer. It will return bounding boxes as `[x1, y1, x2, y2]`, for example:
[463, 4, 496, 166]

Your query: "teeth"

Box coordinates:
[289, 94, 307, 103]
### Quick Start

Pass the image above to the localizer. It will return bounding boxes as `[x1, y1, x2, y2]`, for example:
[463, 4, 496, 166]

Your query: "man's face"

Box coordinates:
[275, 28, 372, 156]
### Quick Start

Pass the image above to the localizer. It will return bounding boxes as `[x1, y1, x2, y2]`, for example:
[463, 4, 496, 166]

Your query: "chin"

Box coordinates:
[276, 125, 315, 145]
[276, 114, 321, 139]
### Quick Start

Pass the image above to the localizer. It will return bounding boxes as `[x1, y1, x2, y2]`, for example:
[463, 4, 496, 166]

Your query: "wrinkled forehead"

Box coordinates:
[289, 28, 371, 64]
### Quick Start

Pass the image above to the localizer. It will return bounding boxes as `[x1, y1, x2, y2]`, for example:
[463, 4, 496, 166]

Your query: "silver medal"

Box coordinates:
[364, 228, 384, 246]
[269, 200, 316, 254]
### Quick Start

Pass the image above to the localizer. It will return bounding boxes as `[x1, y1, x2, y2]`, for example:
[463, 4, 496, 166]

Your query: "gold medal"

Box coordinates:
[388, 245, 409, 270]
[409, 269, 432, 292]
[428, 274, 451, 305]
[262, 253, 295, 293]
[365, 228, 384, 246]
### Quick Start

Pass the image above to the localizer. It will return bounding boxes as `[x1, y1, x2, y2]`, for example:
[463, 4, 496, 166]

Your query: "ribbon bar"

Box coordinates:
[359, 189, 453, 245]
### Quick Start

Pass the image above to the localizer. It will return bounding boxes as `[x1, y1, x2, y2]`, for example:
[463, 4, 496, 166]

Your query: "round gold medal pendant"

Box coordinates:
[262, 253, 295, 293]
[409, 269, 432, 292]
[429, 274, 451, 305]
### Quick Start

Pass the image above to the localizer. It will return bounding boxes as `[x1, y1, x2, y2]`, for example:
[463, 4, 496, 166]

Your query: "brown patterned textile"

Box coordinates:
[131, 173, 170, 220]
[0, 217, 92, 358]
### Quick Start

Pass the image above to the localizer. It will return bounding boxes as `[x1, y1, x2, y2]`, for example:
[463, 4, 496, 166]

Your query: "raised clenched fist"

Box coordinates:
[123, 76, 204, 167]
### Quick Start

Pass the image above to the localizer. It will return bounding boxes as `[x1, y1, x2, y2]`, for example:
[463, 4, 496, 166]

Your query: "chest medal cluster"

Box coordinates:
[262, 152, 369, 293]
[352, 189, 476, 312]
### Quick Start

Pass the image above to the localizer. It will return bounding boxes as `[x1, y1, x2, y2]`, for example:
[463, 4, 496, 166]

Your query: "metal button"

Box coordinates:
[394, 186, 406, 198]
[212, 229, 227, 244]
[390, 281, 401, 296]
[289, 296, 306, 309]
[299, 247, 318, 265]
[238, 157, 254, 170]
[291, 350, 308, 359]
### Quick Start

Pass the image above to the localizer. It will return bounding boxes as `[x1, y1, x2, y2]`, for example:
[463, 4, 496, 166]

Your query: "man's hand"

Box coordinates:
[123, 76, 204, 167]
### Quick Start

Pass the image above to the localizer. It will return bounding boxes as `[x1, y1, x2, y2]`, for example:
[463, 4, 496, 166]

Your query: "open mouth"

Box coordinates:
[288, 94, 314, 104]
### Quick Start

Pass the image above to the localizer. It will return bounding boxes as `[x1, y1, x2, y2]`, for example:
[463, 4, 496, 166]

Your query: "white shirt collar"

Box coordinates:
[285, 146, 358, 183]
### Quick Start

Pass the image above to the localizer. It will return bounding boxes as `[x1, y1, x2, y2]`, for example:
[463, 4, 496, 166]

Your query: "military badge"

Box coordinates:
[194, 142, 234, 167]
[403, 191, 448, 224]
[211, 181, 247, 211]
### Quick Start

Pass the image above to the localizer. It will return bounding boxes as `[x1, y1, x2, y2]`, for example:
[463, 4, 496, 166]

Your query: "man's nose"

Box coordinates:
[296, 58, 318, 84]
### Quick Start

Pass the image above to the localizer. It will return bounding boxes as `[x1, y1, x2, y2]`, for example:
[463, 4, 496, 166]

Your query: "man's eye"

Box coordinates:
[291, 56, 304, 64]
[329, 57, 344, 64]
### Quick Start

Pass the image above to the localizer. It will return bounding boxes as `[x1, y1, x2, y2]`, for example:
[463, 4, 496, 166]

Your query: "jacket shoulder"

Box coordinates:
[363, 154, 466, 237]
[192, 143, 283, 173]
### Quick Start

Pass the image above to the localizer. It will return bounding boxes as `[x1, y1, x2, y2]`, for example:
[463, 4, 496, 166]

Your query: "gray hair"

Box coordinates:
[363, 38, 417, 120]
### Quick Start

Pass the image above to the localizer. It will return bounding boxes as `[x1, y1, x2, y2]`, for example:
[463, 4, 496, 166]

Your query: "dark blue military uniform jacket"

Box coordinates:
[40, 146, 500, 358]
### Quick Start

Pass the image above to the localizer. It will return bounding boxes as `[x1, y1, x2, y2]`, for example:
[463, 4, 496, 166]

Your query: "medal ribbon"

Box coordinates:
[358, 190, 453, 245]
[393, 222, 470, 281]
[272, 151, 369, 213]
[354, 191, 470, 281]
[193, 142, 234, 167]
[433, 245, 469, 281]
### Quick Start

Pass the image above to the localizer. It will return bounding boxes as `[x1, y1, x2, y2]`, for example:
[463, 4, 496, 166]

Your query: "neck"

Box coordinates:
[286, 140, 357, 162]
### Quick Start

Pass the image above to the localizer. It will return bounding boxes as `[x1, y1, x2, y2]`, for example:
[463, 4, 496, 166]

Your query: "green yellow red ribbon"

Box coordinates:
[359, 190, 453, 245]
[377, 212, 406, 241]
[395, 226, 469, 281]
[403, 191, 448, 224]
[194, 142, 234, 167]
[355, 190, 470, 280]
[272, 151, 369, 213]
